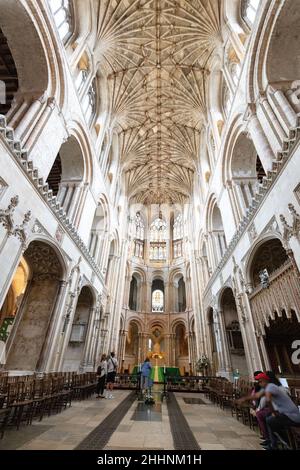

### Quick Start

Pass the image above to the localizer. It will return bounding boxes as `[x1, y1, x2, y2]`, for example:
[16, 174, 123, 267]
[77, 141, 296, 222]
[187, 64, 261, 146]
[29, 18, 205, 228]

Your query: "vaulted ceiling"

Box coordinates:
[94, 0, 223, 203]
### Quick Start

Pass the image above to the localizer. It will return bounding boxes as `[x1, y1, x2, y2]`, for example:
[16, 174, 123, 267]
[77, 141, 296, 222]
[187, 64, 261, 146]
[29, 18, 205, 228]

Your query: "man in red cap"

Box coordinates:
[237, 372, 300, 449]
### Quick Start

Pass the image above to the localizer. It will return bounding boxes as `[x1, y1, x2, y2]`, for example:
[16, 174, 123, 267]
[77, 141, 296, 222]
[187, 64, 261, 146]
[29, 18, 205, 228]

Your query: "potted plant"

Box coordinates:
[196, 354, 210, 376]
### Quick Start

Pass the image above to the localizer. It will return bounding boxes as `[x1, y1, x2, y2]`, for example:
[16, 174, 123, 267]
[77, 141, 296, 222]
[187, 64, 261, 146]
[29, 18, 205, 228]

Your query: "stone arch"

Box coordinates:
[206, 195, 227, 265]
[63, 285, 95, 372]
[246, 1, 283, 102]
[46, 133, 89, 225]
[124, 319, 142, 371]
[244, 233, 287, 287]
[226, 130, 266, 219]
[246, 236, 300, 376]
[88, 195, 110, 267]
[219, 287, 248, 376]
[129, 272, 143, 312]
[0, 0, 67, 135]
[3, 240, 65, 371]
[208, 55, 224, 144]
[172, 320, 189, 372]
[0, 1, 48, 101]
[151, 278, 164, 313]
[266, 0, 300, 85]
[207, 306, 218, 374]
[170, 270, 186, 313]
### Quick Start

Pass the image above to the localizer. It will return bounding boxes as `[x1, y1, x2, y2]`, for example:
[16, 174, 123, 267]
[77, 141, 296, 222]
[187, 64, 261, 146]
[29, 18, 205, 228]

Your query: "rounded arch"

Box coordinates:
[124, 318, 141, 372]
[126, 316, 143, 331]
[65, 122, 95, 185]
[0, 1, 48, 97]
[151, 278, 164, 313]
[173, 321, 189, 368]
[128, 271, 144, 311]
[151, 270, 165, 283]
[3, 239, 65, 371]
[222, 115, 246, 184]
[78, 281, 97, 306]
[208, 54, 224, 144]
[0, 0, 67, 117]
[171, 318, 188, 334]
[244, 232, 287, 286]
[169, 267, 185, 284]
[148, 318, 165, 331]
[246, 1, 283, 102]
[63, 284, 95, 372]
[131, 267, 146, 283]
[206, 196, 225, 234]
[266, 0, 300, 85]
[219, 286, 248, 376]
[25, 234, 68, 280]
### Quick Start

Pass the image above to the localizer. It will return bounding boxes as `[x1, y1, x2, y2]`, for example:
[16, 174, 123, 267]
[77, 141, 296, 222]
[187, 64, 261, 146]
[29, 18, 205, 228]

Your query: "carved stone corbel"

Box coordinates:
[13, 210, 31, 250]
[0, 195, 19, 234]
[288, 203, 300, 239]
[279, 214, 292, 249]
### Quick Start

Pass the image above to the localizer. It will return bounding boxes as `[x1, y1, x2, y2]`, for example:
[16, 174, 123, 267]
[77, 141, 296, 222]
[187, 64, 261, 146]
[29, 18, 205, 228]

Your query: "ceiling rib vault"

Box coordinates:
[94, 0, 222, 204]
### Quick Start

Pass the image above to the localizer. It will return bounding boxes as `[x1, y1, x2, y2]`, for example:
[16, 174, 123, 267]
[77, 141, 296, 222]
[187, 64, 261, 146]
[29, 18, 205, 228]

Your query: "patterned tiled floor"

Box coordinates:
[0, 391, 262, 450]
[175, 393, 262, 450]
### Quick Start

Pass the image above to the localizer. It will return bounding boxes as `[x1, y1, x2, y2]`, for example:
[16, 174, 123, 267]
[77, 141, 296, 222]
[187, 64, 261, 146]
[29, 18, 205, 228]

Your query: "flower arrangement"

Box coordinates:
[196, 354, 210, 372]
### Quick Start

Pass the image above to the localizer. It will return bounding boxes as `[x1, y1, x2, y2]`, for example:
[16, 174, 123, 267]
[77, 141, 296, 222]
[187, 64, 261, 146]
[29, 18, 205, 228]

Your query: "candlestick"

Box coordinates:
[278, 364, 282, 374]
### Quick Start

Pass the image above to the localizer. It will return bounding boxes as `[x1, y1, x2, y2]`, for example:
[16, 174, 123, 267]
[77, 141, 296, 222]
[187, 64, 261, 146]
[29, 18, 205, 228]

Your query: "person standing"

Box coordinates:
[106, 352, 118, 399]
[96, 354, 107, 398]
[141, 357, 152, 392]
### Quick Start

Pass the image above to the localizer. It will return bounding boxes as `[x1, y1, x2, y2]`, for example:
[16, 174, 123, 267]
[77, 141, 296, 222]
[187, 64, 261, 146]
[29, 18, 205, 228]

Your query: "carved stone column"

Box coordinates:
[273, 88, 297, 128]
[247, 110, 274, 172]
[226, 180, 240, 225]
[216, 309, 232, 376]
[81, 306, 97, 371]
[39, 280, 69, 372]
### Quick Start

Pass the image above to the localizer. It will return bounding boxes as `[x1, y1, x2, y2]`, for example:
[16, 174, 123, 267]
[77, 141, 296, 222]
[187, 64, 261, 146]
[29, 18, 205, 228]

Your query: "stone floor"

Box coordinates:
[0, 390, 262, 450]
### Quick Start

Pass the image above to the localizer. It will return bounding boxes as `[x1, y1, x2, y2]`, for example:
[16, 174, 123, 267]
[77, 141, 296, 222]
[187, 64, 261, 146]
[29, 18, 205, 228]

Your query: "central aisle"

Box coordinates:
[0, 389, 262, 450]
[104, 385, 174, 450]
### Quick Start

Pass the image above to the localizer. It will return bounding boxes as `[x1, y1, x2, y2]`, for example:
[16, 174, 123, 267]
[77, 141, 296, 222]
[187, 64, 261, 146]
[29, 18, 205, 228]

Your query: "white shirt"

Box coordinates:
[107, 356, 118, 373]
[98, 360, 107, 377]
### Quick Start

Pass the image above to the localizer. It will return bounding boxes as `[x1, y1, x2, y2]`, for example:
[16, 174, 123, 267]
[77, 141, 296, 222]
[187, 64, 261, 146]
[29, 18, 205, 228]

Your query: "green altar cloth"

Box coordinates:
[131, 365, 181, 382]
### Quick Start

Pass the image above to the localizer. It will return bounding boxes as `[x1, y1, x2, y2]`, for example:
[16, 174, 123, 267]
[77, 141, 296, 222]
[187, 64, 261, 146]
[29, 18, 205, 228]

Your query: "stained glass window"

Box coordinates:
[150, 217, 167, 242]
[152, 289, 164, 312]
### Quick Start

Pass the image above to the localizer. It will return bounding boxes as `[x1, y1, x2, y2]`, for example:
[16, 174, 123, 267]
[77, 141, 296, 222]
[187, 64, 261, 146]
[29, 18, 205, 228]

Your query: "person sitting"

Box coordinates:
[249, 371, 270, 443]
[237, 372, 300, 449]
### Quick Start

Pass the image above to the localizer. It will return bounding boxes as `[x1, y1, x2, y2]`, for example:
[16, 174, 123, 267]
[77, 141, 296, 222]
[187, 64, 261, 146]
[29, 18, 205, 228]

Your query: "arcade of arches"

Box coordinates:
[0, 0, 300, 452]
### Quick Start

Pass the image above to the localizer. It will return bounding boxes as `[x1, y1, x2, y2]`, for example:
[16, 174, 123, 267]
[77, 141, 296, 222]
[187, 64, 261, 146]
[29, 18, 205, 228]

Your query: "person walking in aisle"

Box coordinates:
[96, 354, 107, 398]
[106, 352, 118, 399]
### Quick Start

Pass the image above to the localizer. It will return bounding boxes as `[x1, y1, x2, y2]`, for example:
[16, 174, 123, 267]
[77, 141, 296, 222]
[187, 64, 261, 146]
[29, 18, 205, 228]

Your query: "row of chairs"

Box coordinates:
[0, 371, 97, 439]
[204, 377, 300, 450]
[166, 376, 209, 392]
